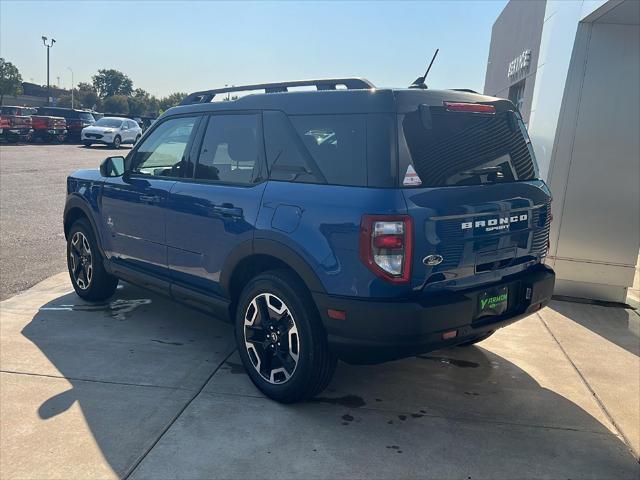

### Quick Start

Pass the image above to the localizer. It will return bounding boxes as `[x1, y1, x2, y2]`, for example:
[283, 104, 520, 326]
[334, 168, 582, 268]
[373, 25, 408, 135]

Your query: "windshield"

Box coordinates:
[95, 118, 122, 128]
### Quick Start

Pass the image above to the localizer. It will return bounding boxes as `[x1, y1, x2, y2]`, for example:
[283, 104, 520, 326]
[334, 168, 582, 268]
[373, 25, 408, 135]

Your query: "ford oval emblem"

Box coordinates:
[423, 254, 443, 266]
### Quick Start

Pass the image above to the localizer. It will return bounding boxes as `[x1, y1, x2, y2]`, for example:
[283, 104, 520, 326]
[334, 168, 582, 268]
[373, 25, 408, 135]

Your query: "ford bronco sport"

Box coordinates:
[63, 78, 555, 403]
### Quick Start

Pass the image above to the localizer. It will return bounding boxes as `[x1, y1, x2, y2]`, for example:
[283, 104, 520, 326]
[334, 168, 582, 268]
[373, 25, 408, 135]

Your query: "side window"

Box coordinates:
[128, 120, 137, 129]
[195, 114, 260, 184]
[132, 116, 197, 177]
[289, 114, 367, 187]
[263, 111, 323, 184]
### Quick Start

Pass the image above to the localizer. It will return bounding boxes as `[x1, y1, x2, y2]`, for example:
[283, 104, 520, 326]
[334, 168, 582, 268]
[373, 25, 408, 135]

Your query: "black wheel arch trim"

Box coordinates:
[63, 196, 105, 255]
[219, 238, 327, 298]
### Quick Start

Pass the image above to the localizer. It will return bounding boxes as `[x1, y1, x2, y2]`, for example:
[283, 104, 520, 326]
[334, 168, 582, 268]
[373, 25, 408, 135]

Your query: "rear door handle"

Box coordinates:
[213, 203, 243, 218]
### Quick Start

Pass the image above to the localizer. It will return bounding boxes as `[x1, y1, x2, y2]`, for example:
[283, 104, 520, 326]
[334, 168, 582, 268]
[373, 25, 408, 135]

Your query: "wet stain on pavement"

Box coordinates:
[151, 339, 183, 346]
[39, 298, 152, 320]
[312, 394, 366, 408]
[398, 414, 407, 421]
[416, 355, 479, 368]
[342, 414, 354, 422]
[464, 391, 480, 396]
[411, 413, 424, 418]
[224, 361, 246, 374]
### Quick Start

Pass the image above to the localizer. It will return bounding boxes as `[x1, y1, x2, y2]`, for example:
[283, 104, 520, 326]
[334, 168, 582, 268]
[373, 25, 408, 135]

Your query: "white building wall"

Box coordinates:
[542, 2, 640, 302]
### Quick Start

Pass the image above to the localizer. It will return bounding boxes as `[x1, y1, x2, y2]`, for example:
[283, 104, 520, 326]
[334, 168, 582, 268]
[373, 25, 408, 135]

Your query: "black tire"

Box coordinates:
[111, 135, 121, 149]
[235, 269, 337, 403]
[66, 218, 118, 301]
[457, 330, 495, 347]
[83, 142, 92, 147]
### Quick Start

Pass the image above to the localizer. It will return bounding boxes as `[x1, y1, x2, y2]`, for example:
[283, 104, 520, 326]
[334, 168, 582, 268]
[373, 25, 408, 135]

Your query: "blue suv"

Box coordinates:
[63, 78, 555, 403]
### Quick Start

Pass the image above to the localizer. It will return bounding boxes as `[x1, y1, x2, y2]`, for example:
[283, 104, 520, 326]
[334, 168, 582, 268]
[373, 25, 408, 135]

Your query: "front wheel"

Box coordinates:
[111, 135, 121, 149]
[235, 270, 337, 403]
[67, 218, 118, 301]
[83, 141, 92, 147]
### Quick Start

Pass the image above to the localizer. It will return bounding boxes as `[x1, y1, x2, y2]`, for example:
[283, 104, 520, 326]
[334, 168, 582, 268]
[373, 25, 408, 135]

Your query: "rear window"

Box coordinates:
[264, 112, 395, 188]
[399, 106, 538, 187]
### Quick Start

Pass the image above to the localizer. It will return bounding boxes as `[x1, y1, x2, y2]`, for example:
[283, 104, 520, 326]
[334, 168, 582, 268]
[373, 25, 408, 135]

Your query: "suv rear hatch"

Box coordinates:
[395, 90, 551, 294]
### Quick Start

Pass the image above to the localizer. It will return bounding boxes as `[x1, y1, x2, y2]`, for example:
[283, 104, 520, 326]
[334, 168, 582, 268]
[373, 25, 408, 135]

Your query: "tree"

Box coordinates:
[159, 92, 187, 111]
[92, 69, 133, 98]
[0, 58, 23, 105]
[56, 95, 73, 108]
[128, 88, 159, 116]
[75, 82, 100, 110]
[102, 95, 129, 114]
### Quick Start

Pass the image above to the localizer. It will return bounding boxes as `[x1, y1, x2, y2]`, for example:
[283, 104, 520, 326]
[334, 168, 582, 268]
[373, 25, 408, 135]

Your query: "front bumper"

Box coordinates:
[82, 134, 114, 144]
[313, 264, 555, 364]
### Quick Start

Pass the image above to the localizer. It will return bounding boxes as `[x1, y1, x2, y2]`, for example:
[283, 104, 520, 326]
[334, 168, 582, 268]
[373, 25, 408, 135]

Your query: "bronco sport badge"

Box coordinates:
[461, 213, 528, 233]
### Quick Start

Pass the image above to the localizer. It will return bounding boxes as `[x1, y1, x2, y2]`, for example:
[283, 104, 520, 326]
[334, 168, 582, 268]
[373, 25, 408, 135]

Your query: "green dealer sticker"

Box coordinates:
[478, 287, 509, 317]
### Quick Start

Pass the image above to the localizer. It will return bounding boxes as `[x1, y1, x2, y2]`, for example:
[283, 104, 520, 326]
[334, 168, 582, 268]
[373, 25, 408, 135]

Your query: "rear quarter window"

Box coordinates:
[264, 112, 395, 188]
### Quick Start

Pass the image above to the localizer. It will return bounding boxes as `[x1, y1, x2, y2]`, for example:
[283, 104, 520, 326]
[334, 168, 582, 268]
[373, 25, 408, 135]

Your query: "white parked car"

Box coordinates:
[81, 117, 142, 149]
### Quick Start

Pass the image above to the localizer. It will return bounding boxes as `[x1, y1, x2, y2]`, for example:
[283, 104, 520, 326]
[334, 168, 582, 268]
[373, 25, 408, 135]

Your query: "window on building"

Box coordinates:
[508, 80, 526, 114]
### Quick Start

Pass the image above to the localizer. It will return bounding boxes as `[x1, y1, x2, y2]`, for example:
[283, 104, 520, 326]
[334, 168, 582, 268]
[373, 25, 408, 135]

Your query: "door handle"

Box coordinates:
[139, 194, 161, 204]
[213, 203, 243, 218]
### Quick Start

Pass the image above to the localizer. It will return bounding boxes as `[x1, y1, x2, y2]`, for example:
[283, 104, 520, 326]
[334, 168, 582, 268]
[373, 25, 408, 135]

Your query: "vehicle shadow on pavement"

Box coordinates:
[10, 283, 639, 479]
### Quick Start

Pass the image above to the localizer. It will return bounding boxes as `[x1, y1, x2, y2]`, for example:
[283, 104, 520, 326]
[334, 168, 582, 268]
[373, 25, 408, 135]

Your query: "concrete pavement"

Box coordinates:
[1, 272, 638, 479]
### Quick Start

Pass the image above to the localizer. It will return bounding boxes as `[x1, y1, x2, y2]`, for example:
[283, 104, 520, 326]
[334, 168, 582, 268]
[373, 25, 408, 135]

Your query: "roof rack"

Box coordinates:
[179, 78, 375, 105]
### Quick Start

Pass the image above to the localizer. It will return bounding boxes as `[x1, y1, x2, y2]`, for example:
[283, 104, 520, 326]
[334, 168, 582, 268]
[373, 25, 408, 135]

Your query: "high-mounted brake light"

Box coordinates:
[444, 102, 496, 114]
[360, 215, 413, 284]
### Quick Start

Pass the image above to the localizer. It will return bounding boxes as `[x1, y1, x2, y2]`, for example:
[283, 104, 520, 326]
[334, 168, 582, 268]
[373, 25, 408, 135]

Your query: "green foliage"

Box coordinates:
[75, 82, 100, 110]
[56, 95, 73, 108]
[159, 92, 187, 111]
[0, 58, 23, 103]
[92, 69, 133, 98]
[128, 88, 159, 116]
[102, 95, 130, 114]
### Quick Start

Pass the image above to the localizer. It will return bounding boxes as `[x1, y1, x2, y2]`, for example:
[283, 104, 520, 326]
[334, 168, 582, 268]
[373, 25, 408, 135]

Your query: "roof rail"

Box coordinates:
[179, 78, 375, 105]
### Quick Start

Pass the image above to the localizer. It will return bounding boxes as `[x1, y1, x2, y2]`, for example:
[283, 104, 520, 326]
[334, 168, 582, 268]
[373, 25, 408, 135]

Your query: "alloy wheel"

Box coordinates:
[243, 293, 300, 384]
[69, 231, 93, 290]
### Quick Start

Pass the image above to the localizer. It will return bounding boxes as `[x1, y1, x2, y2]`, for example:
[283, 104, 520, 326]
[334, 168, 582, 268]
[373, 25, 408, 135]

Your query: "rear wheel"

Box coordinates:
[67, 218, 118, 301]
[134, 134, 141, 145]
[235, 270, 337, 403]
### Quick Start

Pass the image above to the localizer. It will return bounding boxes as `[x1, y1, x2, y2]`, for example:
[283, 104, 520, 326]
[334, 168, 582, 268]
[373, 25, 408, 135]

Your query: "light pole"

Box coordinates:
[67, 67, 74, 109]
[41, 36, 56, 105]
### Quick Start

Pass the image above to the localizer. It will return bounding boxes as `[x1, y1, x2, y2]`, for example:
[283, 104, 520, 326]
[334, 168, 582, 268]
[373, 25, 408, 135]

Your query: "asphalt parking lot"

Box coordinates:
[1, 272, 638, 479]
[0, 143, 131, 300]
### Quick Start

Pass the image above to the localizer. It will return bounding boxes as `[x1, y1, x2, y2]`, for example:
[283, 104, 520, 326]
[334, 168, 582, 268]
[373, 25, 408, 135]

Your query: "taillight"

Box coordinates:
[359, 215, 413, 284]
[444, 102, 496, 114]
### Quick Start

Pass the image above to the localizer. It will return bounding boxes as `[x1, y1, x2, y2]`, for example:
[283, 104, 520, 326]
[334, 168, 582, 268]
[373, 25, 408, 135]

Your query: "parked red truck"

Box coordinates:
[0, 106, 34, 143]
[31, 115, 67, 142]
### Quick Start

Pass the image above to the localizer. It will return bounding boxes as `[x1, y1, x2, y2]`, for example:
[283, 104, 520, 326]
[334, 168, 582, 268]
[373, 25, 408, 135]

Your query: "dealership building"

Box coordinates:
[484, 0, 639, 303]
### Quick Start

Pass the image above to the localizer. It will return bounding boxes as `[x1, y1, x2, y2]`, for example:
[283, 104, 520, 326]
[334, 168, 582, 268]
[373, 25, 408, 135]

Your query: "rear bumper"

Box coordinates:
[313, 264, 555, 364]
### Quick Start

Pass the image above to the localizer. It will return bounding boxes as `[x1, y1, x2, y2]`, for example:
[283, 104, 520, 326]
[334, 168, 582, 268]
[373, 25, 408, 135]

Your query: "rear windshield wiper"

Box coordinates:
[460, 166, 502, 176]
[460, 166, 504, 178]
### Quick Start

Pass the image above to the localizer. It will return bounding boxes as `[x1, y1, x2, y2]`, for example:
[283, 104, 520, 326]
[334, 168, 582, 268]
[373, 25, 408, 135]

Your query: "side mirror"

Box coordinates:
[100, 156, 126, 177]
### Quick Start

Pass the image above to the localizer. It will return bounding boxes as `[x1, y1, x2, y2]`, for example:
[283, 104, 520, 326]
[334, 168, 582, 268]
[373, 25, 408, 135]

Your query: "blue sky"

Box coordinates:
[1, 0, 507, 97]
